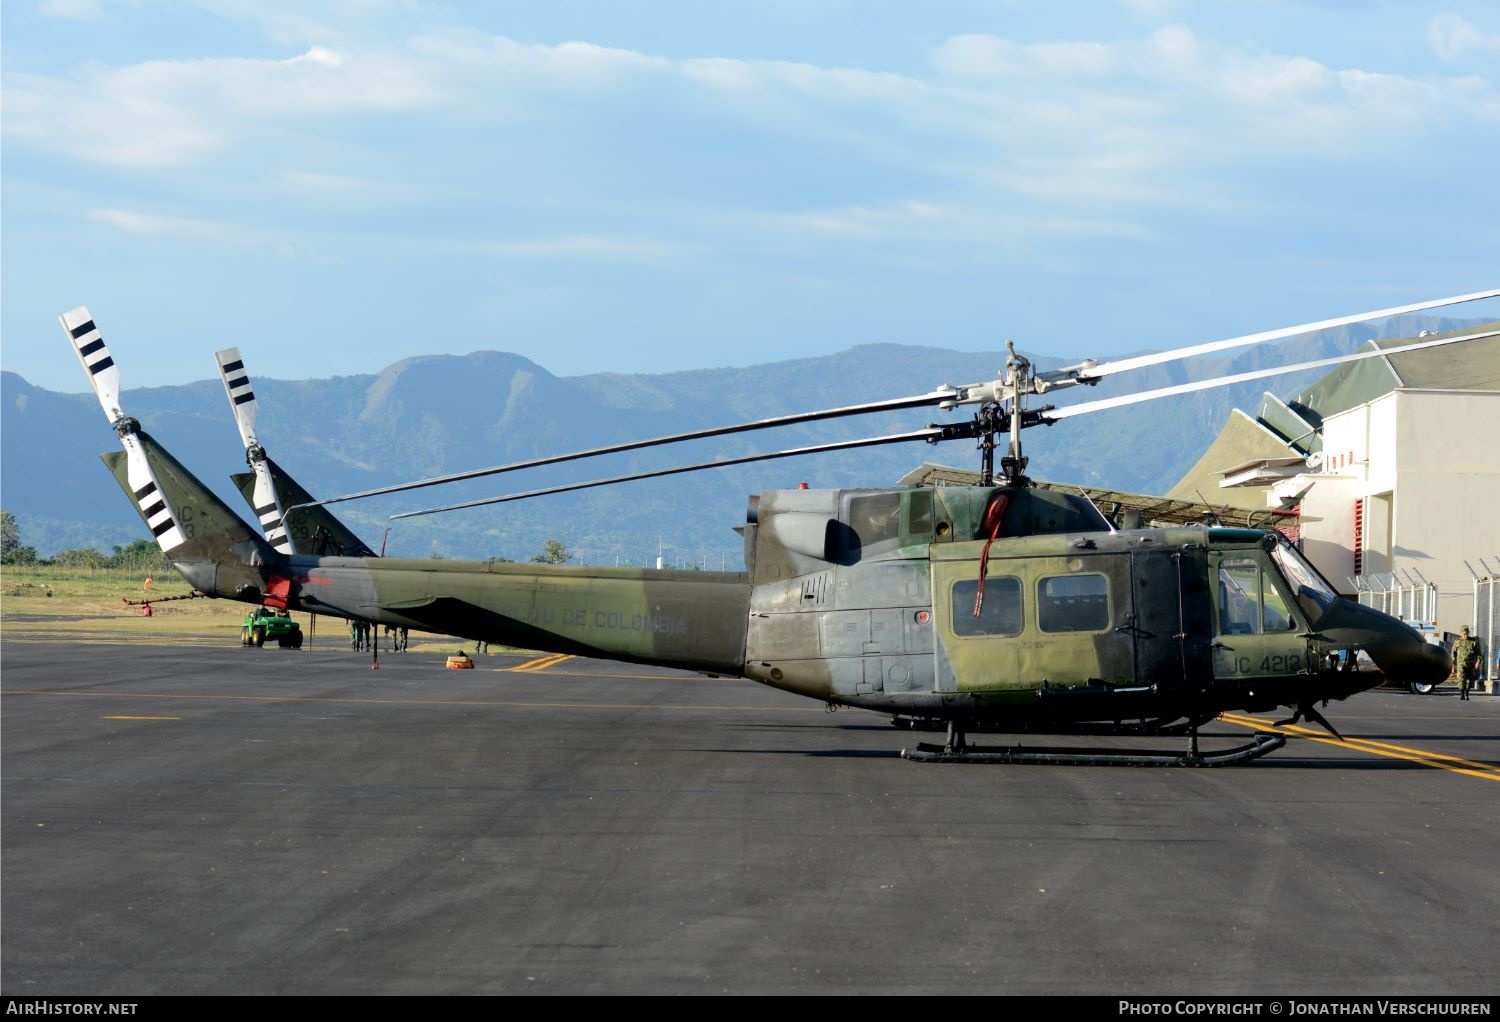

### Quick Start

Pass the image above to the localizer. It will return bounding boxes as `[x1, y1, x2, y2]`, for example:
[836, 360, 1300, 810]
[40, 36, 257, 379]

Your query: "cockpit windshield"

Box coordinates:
[1269, 536, 1338, 619]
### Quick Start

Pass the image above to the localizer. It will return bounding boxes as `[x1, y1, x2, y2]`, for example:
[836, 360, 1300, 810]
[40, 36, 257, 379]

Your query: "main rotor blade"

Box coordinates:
[1047, 329, 1500, 422]
[1074, 289, 1500, 383]
[390, 428, 943, 520]
[301, 289, 1497, 512]
[297, 388, 961, 510]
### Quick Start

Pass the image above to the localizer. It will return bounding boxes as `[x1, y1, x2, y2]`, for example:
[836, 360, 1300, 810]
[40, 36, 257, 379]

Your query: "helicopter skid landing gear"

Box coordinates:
[901, 732, 1285, 766]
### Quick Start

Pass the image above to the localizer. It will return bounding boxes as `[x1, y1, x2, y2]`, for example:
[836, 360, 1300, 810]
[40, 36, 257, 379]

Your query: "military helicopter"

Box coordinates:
[62, 294, 1490, 765]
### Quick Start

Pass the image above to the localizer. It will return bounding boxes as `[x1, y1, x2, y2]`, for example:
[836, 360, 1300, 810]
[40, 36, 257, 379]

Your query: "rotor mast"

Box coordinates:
[1001, 341, 1029, 487]
[941, 345, 1100, 487]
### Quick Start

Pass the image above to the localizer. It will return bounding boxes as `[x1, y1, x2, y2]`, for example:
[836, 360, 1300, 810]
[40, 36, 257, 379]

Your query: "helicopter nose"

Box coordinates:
[1313, 599, 1449, 685]
[1374, 635, 1451, 685]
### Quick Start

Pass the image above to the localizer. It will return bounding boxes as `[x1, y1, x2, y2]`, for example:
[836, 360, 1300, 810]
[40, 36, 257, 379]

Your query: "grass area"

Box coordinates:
[0, 564, 522, 654]
[2, 564, 229, 628]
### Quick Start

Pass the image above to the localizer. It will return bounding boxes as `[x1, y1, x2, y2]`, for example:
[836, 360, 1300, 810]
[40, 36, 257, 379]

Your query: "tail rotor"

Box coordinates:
[60, 307, 187, 553]
[215, 348, 293, 554]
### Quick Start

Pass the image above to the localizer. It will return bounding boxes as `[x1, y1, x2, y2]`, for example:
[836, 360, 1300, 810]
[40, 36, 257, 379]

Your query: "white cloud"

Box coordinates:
[930, 35, 1027, 78]
[1428, 14, 1500, 61]
[930, 35, 1116, 78]
[1028, 41, 1116, 76]
[792, 200, 944, 239]
[8, 15, 1497, 288]
[409, 29, 670, 97]
[481, 236, 672, 259]
[88, 208, 256, 244]
[1219, 54, 1333, 104]
[284, 45, 347, 68]
[681, 57, 759, 90]
[1148, 25, 1199, 67]
[784, 198, 1147, 248]
[3, 42, 440, 168]
[1122, 0, 1180, 17]
[3, 71, 225, 166]
[280, 169, 396, 200]
[38, 0, 110, 21]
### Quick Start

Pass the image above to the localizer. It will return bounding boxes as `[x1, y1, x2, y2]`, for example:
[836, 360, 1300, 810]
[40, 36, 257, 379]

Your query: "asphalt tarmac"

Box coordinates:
[3, 637, 1497, 996]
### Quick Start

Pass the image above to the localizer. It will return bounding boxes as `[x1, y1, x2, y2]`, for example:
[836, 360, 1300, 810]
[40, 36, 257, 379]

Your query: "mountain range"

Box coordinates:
[1, 314, 1478, 568]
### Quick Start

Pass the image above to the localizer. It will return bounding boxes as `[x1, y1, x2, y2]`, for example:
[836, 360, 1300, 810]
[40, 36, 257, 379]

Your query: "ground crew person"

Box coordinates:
[1452, 626, 1481, 701]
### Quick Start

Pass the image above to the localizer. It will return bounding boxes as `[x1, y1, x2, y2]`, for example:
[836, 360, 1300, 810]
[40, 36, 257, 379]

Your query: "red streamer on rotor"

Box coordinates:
[972, 493, 1009, 618]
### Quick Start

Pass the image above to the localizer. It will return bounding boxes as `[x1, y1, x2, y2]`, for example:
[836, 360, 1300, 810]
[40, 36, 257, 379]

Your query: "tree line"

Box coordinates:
[2, 510, 572, 571]
[1, 511, 171, 573]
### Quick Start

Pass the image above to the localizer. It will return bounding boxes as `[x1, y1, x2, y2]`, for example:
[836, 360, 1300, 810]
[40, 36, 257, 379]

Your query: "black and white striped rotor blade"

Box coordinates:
[214, 347, 291, 553]
[249, 472, 292, 553]
[61, 306, 124, 422]
[1048, 330, 1500, 422]
[1075, 289, 1500, 383]
[215, 347, 261, 448]
[59, 307, 187, 551]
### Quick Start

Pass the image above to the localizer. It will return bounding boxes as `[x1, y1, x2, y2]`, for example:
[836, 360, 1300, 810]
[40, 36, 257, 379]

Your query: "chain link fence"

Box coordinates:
[1348, 570, 1439, 624]
[1468, 559, 1498, 695]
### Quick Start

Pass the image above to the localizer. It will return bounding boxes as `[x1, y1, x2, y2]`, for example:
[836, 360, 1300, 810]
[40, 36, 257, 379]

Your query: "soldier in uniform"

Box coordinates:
[1452, 626, 1481, 701]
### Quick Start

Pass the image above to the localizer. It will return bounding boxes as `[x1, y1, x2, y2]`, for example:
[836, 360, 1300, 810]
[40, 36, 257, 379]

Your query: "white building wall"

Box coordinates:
[1390, 390, 1500, 631]
[1284, 387, 1494, 630]
[1295, 474, 1361, 583]
[1280, 390, 1500, 634]
[1368, 394, 1399, 495]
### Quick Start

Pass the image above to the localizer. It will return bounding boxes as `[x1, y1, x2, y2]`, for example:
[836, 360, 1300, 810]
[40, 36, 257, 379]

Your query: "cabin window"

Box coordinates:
[835, 492, 904, 561]
[1269, 536, 1337, 620]
[905, 489, 934, 539]
[1037, 573, 1110, 633]
[951, 577, 1023, 636]
[1217, 558, 1297, 635]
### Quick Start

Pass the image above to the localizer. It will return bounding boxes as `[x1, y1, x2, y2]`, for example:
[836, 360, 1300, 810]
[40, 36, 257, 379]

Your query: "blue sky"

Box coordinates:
[4, 0, 1498, 394]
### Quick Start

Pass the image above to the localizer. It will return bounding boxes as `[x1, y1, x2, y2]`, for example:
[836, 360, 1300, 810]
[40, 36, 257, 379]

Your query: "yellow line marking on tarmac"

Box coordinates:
[100, 715, 181, 721]
[489, 668, 725, 682]
[506, 653, 576, 672]
[1222, 712, 1500, 781]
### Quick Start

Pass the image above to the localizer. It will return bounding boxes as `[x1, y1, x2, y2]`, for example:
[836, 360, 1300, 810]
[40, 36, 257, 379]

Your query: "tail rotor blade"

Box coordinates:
[119, 434, 188, 551]
[215, 347, 260, 448]
[215, 346, 292, 554]
[249, 463, 291, 553]
[61, 307, 124, 422]
[59, 307, 187, 552]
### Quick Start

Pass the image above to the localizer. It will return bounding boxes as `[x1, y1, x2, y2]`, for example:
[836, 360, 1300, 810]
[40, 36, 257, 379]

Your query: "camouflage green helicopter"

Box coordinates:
[63, 295, 1490, 765]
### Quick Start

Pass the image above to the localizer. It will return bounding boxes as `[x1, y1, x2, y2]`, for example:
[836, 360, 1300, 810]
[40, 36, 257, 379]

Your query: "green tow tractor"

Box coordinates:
[241, 607, 303, 649]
